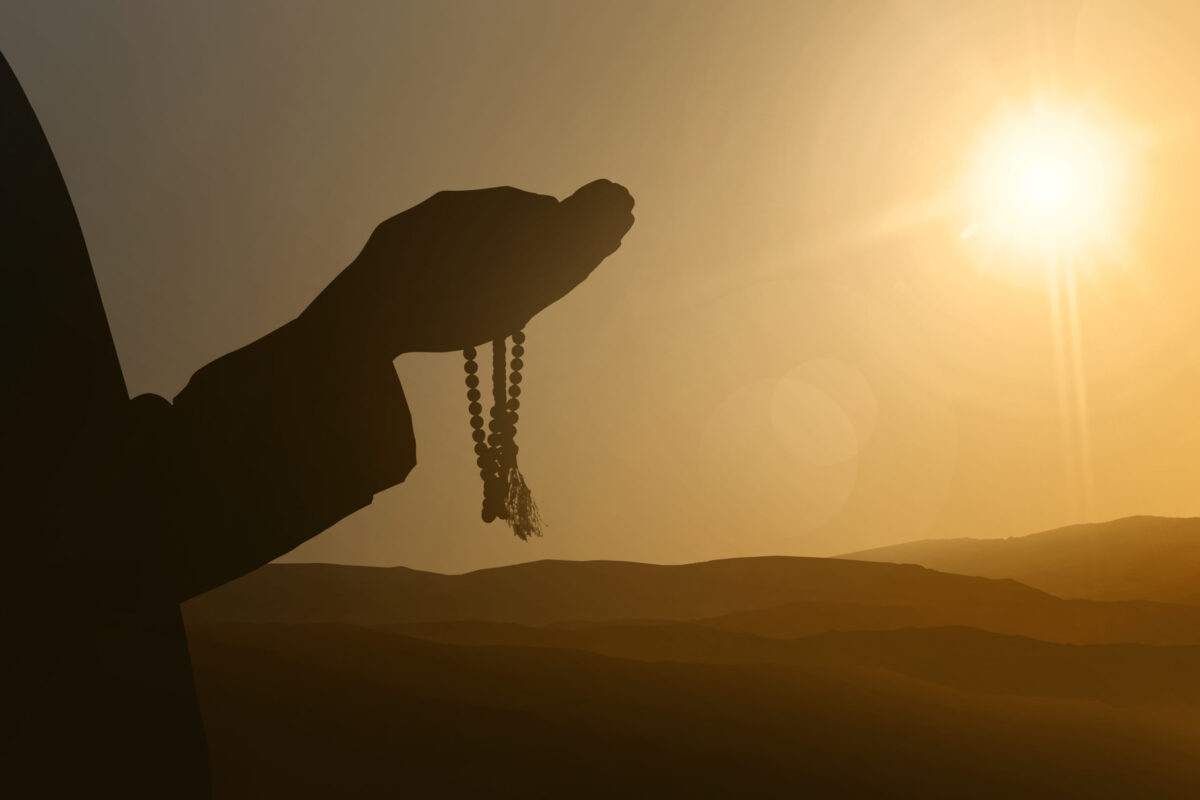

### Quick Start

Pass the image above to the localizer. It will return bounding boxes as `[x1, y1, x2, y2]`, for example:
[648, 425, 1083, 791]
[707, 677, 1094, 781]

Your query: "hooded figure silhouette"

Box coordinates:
[0, 50, 634, 797]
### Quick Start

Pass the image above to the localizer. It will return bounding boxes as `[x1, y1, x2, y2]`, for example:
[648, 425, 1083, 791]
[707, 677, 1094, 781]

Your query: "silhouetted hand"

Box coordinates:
[302, 179, 635, 357]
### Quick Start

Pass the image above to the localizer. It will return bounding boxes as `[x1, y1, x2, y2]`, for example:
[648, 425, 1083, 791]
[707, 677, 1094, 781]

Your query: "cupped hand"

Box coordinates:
[302, 179, 635, 358]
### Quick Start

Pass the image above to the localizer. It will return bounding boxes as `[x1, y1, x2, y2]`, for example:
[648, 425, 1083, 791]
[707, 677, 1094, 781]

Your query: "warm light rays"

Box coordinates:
[1063, 260, 1095, 520]
[956, 102, 1143, 522]
[1046, 258, 1095, 522]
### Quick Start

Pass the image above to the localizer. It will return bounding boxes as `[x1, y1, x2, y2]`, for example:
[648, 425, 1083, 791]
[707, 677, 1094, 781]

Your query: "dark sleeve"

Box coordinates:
[154, 317, 416, 601]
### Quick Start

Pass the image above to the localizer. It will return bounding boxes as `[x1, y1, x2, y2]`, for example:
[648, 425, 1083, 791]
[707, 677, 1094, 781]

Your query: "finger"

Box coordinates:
[563, 179, 634, 258]
[494, 181, 633, 331]
[447, 181, 630, 335]
[561, 179, 636, 235]
[545, 178, 635, 286]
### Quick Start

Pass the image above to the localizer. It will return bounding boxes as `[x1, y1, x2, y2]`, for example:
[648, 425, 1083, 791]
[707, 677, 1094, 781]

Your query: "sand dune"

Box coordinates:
[188, 621, 1200, 799]
[842, 515, 1200, 602]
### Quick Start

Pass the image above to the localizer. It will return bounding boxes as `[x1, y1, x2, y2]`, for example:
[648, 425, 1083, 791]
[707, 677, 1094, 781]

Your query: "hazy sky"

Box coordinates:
[7, 0, 1200, 573]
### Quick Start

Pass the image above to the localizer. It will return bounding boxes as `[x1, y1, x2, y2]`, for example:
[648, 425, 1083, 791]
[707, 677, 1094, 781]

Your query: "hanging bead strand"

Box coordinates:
[506, 330, 524, 468]
[463, 332, 541, 539]
[462, 346, 496, 522]
[487, 337, 509, 520]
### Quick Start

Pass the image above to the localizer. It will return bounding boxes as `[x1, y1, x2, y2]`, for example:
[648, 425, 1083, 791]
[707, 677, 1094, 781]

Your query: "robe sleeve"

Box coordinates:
[150, 317, 417, 601]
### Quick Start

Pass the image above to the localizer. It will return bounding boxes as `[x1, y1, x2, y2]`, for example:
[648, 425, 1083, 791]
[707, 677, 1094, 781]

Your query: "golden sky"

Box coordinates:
[7, 0, 1200, 572]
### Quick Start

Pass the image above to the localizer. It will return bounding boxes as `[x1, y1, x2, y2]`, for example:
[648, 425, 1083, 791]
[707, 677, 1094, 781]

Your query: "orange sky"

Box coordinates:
[6, 1, 1200, 573]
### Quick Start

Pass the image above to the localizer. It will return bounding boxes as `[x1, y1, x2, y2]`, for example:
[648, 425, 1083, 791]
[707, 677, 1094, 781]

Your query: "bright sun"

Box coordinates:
[965, 105, 1133, 265]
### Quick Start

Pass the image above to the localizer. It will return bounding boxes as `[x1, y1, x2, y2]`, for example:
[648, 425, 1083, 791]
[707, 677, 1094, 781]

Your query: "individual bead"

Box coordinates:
[468, 402, 483, 416]
[476, 456, 488, 468]
[512, 331, 526, 345]
[507, 398, 520, 411]
[465, 374, 480, 389]
[511, 345, 524, 358]
[463, 347, 477, 360]
[488, 419, 501, 432]
[508, 385, 521, 398]
[510, 358, 523, 371]
[470, 417, 484, 429]
[471, 428, 486, 443]
[482, 508, 495, 523]
[474, 442, 488, 456]
[466, 388, 481, 402]
[510, 372, 522, 385]
[463, 360, 478, 374]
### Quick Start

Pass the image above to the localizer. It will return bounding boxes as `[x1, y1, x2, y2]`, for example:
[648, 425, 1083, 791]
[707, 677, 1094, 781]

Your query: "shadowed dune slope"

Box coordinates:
[187, 622, 1200, 800]
[841, 516, 1200, 602]
[384, 619, 1200, 709]
[695, 597, 1200, 645]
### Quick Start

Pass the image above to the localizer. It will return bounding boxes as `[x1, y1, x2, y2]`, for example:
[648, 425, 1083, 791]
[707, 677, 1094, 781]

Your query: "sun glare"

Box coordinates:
[964, 105, 1134, 266]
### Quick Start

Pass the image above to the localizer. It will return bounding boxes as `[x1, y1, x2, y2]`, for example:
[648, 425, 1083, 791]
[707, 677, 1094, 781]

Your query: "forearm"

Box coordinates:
[163, 316, 416, 600]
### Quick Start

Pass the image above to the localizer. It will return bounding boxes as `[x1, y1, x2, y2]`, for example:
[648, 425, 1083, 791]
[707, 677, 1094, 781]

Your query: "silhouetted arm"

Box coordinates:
[130, 181, 633, 603]
[155, 316, 415, 601]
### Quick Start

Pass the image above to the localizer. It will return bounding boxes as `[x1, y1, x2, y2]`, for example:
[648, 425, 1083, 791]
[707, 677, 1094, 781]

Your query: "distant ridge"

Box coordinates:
[184, 555, 1046, 626]
[840, 515, 1200, 603]
[182, 553, 1200, 645]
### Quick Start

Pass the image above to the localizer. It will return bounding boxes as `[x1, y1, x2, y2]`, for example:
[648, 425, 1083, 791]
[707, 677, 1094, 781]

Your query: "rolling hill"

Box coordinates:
[182, 556, 1047, 625]
[383, 620, 1200, 709]
[841, 515, 1200, 602]
[183, 553, 1200, 797]
[184, 554, 1200, 645]
[694, 596, 1200, 645]
[188, 621, 1200, 799]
